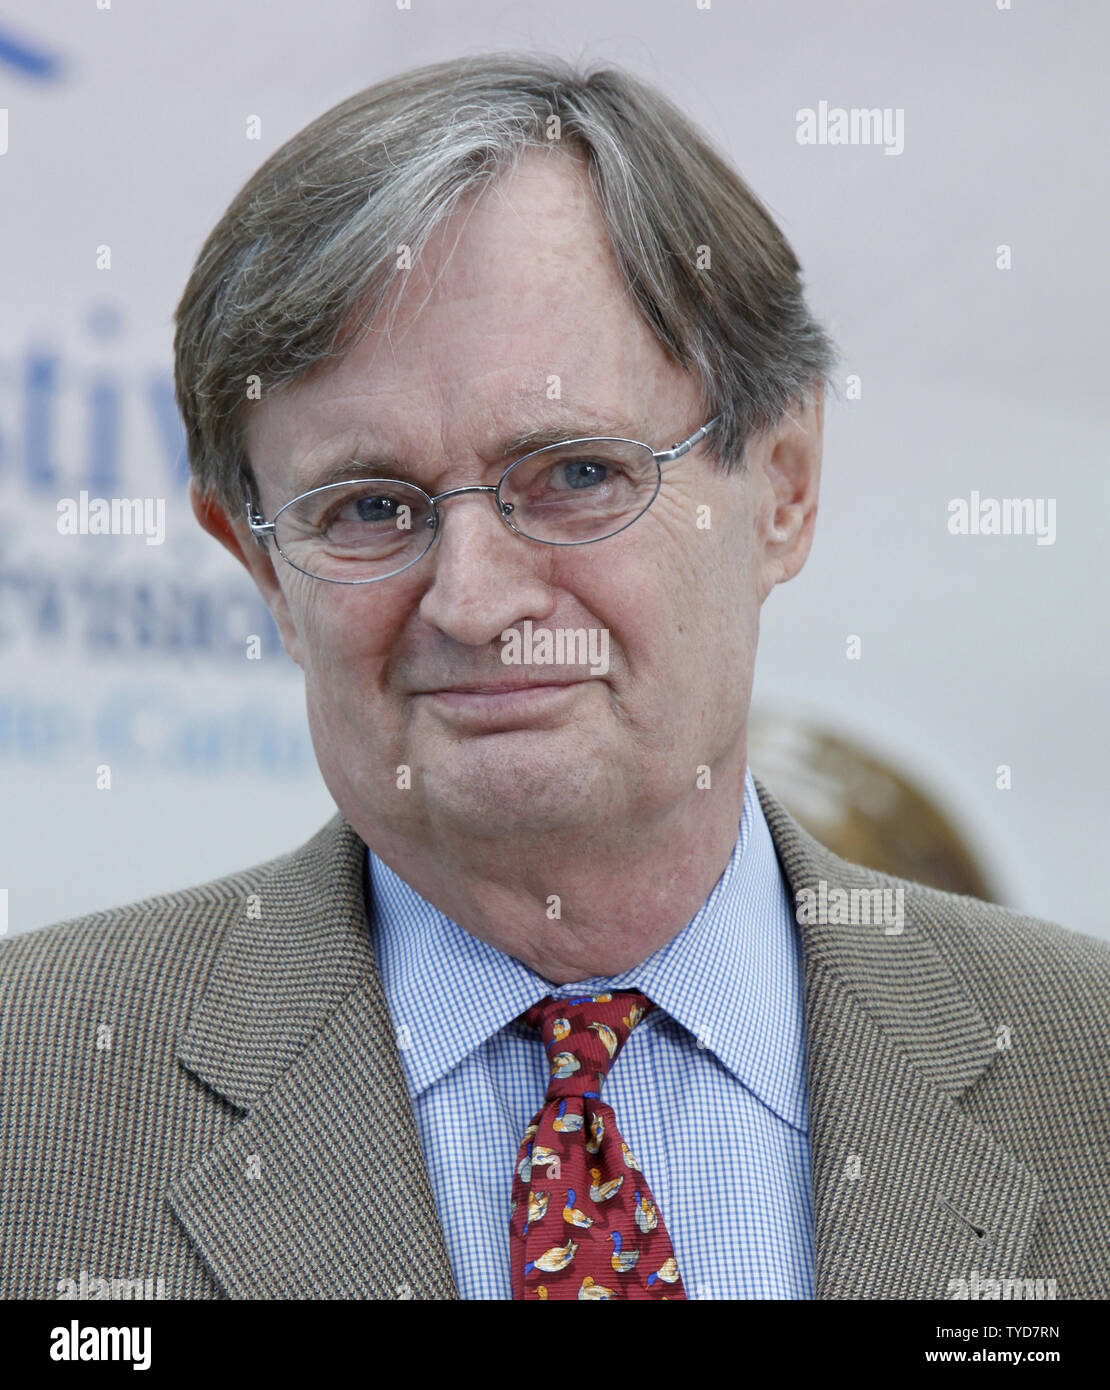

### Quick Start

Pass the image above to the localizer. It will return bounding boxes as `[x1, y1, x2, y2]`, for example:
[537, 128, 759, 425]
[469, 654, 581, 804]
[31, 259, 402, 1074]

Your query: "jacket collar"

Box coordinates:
[757, 784, 1043, 1298]
[169, 781, 1042, 1299]
[168, 815, 457, 1299]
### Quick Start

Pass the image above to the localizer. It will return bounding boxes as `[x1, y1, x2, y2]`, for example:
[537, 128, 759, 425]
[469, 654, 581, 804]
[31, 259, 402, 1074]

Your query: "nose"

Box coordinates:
[416, 491, 557, 646]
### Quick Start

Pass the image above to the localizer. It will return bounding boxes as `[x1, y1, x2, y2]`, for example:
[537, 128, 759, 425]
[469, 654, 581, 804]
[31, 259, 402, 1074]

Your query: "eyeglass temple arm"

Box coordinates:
[245, 495, 275, 546]
[653, 415, 720, 463]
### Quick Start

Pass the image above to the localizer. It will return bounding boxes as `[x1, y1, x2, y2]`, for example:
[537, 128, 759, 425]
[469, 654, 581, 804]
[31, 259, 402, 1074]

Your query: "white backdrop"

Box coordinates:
[1, 0, 1107, 940]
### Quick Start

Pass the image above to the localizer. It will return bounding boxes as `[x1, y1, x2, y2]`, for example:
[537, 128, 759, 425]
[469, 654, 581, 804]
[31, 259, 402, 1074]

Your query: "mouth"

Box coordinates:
[414, 679, 596, 728]
[423, 678, 586, 694]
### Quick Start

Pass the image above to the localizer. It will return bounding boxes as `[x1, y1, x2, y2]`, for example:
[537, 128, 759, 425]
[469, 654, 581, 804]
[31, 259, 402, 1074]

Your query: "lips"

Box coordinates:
[418, 677, 588, 695]
[414, 679, 592, 728]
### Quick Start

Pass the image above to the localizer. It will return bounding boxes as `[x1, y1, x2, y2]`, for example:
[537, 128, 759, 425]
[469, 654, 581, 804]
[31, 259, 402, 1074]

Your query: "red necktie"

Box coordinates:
[509, 989, 687, 1300]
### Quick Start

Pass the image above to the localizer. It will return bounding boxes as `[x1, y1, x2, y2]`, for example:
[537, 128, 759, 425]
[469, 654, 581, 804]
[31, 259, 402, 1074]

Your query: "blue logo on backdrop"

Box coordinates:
[0, 23, 65, 80]
[0, 28, 307, 776]
[0, 303, 283, 666]
[0, 303, 301, 773]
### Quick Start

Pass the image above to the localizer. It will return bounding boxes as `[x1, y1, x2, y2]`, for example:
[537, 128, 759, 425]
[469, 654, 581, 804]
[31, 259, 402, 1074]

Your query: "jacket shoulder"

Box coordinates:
[760, 779, 1110, 1008]
[820, 851, 1110, 1082]
[0, 816, 344, 1007]
[884, 872, 1110, 1015]
[0, 817, 348, 1299]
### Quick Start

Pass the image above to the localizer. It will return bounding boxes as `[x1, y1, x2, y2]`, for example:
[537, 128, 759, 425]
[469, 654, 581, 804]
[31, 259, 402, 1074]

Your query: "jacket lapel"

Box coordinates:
[170, 786, 1044, 1300]
[756, 779, 1044, 1298]
[167, 815, 458, 1299]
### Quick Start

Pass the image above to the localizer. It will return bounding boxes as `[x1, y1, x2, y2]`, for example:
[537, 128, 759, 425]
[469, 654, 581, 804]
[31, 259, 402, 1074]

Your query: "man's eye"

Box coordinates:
[526, 458, 623, 496]
[352, 493, 403, 523]
[322, 492, 403, 528]
[557, 460, 611, 491]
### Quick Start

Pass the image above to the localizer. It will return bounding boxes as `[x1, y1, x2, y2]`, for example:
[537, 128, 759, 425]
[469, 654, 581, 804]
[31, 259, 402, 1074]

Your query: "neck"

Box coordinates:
[362, 759, 749, 983]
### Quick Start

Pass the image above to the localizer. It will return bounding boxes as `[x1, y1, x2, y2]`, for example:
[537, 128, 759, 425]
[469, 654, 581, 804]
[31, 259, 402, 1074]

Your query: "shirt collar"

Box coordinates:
[367, 768, 807, 1131]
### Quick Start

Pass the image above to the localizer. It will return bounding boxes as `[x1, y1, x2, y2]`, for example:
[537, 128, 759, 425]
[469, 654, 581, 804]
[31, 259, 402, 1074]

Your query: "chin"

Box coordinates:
[420, 731, 621, 838]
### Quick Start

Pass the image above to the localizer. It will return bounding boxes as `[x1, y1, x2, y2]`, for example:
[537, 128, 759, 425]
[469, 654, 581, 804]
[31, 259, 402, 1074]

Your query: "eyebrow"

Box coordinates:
[291, 416, 650, 495]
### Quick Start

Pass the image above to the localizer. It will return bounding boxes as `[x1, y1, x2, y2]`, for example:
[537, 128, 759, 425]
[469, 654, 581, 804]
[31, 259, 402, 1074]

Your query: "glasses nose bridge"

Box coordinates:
[429, 482, 501, 506]
[427, 482, 513, 532]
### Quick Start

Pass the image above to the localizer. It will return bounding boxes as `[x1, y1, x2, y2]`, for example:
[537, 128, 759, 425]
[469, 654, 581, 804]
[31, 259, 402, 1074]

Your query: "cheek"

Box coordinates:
[561, 516, 735, 647]
[286, 577, 411, 686]
[635, 518, 756, 696]
[691, 491, 759, 623]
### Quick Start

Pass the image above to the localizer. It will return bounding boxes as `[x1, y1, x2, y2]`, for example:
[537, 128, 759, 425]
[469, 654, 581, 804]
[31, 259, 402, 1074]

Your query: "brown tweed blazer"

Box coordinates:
[2, 780, 1108, 1299]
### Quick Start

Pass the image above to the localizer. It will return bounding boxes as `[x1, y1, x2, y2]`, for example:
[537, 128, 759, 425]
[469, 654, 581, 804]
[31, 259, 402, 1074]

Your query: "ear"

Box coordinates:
[189, 477, 305, 667]
[752, 385, 824, 599]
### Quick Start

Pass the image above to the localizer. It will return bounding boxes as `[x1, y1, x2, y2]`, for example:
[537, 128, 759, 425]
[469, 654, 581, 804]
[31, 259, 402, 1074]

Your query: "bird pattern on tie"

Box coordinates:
[509, 990, 687, 1300]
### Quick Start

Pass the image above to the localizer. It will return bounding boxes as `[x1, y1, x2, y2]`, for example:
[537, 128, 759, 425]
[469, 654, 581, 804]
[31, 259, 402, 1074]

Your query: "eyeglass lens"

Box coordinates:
[272, 438, 660, 582]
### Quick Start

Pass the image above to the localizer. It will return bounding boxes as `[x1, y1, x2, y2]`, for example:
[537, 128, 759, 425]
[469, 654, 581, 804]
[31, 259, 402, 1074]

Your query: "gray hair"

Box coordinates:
[174, 52, 837, 513]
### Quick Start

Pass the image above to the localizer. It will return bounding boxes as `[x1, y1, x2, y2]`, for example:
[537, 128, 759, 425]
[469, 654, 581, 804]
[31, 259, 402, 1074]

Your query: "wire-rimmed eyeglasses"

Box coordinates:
[244, 416, 719, 584]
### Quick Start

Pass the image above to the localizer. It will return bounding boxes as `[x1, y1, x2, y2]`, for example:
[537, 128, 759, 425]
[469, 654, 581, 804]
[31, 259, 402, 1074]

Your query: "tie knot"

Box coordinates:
[524, 990, 653, 1099]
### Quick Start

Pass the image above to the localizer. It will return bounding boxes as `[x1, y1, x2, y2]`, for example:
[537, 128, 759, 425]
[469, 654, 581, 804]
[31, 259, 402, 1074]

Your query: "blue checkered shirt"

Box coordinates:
[367, 768, 815, 1298]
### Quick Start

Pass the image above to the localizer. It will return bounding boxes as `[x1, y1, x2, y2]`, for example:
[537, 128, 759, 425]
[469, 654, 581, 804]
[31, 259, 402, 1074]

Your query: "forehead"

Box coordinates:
[244, 149, 697, 495]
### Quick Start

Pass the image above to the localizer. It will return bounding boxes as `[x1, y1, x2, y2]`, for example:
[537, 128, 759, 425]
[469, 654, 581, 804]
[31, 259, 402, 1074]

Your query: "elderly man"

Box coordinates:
[2, 54, 1107, 1302]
